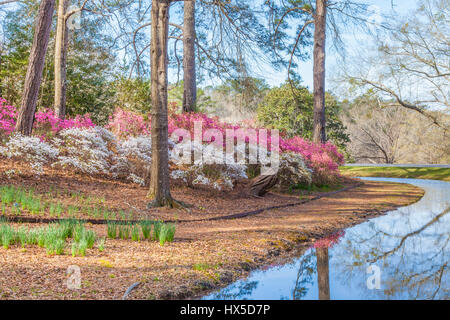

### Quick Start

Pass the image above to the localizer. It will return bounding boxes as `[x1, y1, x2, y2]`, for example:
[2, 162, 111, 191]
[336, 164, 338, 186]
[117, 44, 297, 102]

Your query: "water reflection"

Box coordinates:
[316, 247, 330, 300]
[203, 178, 450, 300]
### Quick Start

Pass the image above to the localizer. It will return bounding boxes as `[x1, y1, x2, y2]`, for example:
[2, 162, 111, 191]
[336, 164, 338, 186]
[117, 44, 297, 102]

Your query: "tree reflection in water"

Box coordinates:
[204, 178, 449, 300]
[205, 280, 259, 300]
[335, 206, 449, 300]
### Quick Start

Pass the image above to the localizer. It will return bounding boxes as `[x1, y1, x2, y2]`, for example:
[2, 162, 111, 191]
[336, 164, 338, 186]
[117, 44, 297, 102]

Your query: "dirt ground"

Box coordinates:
[0, 160, 424, 300]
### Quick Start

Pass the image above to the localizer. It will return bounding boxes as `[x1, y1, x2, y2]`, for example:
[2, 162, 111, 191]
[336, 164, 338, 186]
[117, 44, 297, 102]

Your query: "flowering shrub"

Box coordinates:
[0, 98, 16, 137]
[106, 108, 150, 140]
[112, 135, 153, 186]
[106, 107, 345, 186]
[169, 112, 238, 137]
[0, 101, 95, 140]
[275, 152, 312, 190]
[170, 141, 248, 190]
[111, 137, 248, 189]
[34, 109, 95, 139]
[52, 127, 117, 175]
[0, 101, 344, 188]
[0, 133, 59, 174]
[280, 137, 344, 185]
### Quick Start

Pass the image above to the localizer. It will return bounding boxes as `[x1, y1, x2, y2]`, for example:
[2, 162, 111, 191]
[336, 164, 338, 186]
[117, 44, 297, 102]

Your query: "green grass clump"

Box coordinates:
[0, 186, 17, 205]
[49, 202, 64, 217]
[73, 224, 85, 242]
[97, 238, 106, 252]
[0, 217, 98, 256]
[159, 223, 176, 246]
[58, 219, 80, 239]
[131, 225, 140, 241]
[140, 221, 152, 240]
[84, 230, 96, 248]
[46, 238, 65, 255]
[73, 224, 96, 249]
[71, 242, 78, 257]
[43, 224, 68, 255]
[72, 239, 88, 257]
[27, 229, 39, 246]
[0, 186, 45, 215]
[16, 227, 28, 248]
[0, 224, 15, 249]
[104, 220, 176, 244]
[118, 224, 130, 240]
[37, 228, 47, 248]
[107, 221, 117, 239]
[153, 221, 162, 241]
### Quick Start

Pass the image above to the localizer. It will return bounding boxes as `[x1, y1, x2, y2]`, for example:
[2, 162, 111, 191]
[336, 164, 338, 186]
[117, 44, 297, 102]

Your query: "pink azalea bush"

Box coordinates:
[34, 109, 95, 139]
[107, 107, 344, 185]
[0, 98, 344, 186]
[280, 136, 344, 185]
[0, 99, 95, 140]
[0, 98, 16, 137]
[106, 108, 150, 139]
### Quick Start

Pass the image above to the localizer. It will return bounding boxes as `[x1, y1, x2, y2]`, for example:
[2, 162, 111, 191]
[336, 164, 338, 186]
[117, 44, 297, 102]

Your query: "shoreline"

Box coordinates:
[132, 180, 425, 300]
[187, 181, 426, 300]
[0, 174, 424, 300]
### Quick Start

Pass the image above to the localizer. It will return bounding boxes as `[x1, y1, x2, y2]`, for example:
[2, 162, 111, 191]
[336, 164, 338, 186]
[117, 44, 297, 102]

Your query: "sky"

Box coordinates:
[257, 0, 417, 90]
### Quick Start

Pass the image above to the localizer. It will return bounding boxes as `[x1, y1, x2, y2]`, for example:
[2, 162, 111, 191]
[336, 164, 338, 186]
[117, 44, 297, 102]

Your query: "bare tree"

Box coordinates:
[54, 0, 106, 119]
[312, 0, 326, 144]
[148, 0, 184, 208]
[342, 97, 406, 164]
[15, 0, 55, 135]
[342, 93, 450, 164]
[345, 0, 449, 129]
[54, 0, 70, 118]
[182, 0, 196, 112]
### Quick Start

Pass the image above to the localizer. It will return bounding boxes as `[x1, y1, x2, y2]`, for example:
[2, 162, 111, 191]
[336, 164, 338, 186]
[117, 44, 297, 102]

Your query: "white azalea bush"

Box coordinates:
[274, 152, 312, 190]
[0, 134, 59, 174]
[170, 163, 247, 191]
[170, 141, 248, 190]
[112, 135, 153, 186]
[52, 127, 117, 175]
[0, 126, 312, 192]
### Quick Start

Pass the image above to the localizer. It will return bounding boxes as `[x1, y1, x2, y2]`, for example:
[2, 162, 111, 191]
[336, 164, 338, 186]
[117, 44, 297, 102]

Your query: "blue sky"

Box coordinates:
[258, 0, 417, 90]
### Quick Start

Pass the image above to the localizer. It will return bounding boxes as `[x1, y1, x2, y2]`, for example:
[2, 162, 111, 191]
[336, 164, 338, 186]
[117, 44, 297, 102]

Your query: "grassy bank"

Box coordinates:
[340, 166, 450, 181]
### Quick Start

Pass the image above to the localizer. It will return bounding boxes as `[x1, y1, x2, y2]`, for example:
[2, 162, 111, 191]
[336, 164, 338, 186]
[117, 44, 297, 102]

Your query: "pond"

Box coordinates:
[203, 178, 450, 300]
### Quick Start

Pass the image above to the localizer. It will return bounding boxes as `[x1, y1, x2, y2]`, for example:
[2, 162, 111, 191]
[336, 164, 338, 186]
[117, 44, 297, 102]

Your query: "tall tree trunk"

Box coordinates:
[182, 0, 196, 112]
[15, 0, 55, 135]
[316, 247, 330, 300]
[312, 0, 327, 144]
[148, 0, 174, 207]
[54, 0, 69, 119]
